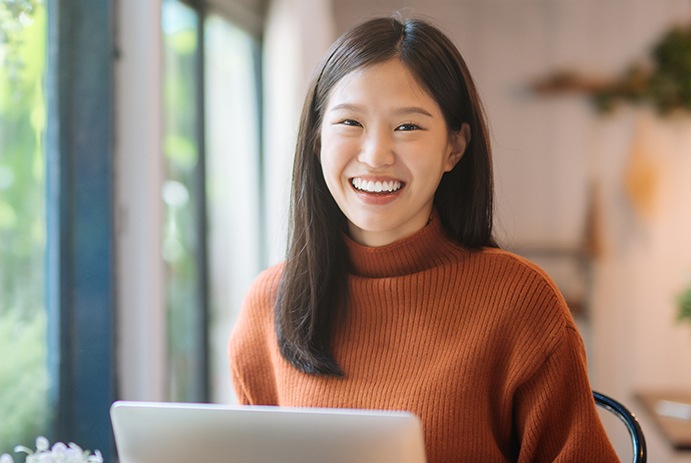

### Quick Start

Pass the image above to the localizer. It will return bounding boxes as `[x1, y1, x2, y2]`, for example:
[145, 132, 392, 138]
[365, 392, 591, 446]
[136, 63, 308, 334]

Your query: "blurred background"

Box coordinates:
[2, 0, 691, 461]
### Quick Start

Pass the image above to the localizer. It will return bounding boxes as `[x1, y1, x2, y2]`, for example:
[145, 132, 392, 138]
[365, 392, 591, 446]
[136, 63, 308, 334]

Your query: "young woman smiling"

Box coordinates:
[320, 59, 471, 247]
[228, 15, 618, 462]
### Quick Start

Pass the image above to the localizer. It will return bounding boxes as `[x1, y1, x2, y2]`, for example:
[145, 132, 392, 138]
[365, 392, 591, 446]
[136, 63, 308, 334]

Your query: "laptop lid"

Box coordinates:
[110, 401, 427, 463]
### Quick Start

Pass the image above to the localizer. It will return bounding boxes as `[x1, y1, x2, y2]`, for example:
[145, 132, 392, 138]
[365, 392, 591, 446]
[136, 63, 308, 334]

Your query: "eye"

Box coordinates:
[396, 123, 422, 131]
[339, 119, 362, 127]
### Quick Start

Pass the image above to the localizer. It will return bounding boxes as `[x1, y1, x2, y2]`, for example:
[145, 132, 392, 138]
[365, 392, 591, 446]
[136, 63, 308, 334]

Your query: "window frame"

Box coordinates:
[47, 0, 116, 455]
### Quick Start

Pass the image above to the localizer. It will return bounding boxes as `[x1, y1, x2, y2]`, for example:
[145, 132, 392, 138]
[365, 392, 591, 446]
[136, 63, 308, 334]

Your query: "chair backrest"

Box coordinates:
[593, 391, 647, 463]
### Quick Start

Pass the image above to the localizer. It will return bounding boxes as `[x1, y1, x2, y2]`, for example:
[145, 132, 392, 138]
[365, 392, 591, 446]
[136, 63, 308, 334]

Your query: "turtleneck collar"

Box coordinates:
[344, 212, 465, 278]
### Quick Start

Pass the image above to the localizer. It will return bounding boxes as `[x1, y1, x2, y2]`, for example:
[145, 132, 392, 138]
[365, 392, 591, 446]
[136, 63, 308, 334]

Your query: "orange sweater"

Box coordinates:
[228, 216, 619, 462]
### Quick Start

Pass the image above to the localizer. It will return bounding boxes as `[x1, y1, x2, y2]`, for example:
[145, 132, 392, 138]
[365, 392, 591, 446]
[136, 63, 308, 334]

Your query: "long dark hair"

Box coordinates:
[275, 16, 497, 375]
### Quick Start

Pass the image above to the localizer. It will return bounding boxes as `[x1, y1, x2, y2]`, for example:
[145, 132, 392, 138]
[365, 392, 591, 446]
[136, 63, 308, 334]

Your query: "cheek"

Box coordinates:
[319, 143, 344, 194]
[403, 145, 449, 187]
[320, 134, 356, 176]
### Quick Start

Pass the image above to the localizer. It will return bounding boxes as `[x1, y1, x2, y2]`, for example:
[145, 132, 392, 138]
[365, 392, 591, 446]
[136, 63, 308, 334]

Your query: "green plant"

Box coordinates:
[0, 310, 50, 455]
[678, 284, 691, 324]
[594, 24, 691, 113]
[534, 22, 691, 115]
[0, 0, 50, 453]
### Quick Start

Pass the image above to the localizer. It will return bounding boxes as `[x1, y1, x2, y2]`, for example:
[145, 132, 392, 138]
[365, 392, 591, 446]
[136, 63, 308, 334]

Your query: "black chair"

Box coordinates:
[593, 391, 647, 463]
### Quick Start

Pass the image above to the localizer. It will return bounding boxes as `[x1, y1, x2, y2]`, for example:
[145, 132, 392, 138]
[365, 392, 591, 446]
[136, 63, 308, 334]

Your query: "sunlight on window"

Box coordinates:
[0, 0, 50, 453]
[161, 1, 263, 404]
[204, 14, 262, 404]
[162, 0, 205, 402]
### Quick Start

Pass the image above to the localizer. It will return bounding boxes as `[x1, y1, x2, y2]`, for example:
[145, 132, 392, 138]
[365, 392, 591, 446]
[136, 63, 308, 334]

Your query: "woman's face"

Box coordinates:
[319, 59, 469, 247]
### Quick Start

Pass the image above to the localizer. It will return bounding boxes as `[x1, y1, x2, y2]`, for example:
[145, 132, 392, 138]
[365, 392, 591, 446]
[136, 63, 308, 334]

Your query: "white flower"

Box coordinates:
[13, 446, 33, 455]
[50, 442, 68, 459]
[35, 437, 50, 452]
[4, 437, 101, 463]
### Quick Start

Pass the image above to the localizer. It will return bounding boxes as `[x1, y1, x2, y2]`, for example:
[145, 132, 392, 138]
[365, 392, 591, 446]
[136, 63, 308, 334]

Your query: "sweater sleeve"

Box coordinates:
[513, 326, 619, 462]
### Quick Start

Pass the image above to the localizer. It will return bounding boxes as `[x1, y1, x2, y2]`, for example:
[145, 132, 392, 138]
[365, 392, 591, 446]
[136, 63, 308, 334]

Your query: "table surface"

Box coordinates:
[637, 390, 691, 450]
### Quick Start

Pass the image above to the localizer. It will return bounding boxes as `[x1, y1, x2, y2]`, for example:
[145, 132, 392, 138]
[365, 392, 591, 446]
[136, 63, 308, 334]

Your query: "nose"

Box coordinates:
[358, 128, 395, 168]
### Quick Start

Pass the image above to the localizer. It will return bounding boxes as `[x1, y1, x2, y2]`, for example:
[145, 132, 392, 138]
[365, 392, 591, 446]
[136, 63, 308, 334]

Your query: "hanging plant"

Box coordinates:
[532, 23, 691, 114]
[596, 25, 691, 113]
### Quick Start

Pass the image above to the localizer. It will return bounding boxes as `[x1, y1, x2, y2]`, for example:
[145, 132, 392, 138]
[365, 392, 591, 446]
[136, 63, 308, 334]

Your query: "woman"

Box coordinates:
[228, 15, 618, 462]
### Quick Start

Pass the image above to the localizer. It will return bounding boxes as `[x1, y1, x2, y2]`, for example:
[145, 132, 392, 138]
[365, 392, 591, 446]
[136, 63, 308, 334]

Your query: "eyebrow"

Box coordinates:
[329, 103, 434, 118]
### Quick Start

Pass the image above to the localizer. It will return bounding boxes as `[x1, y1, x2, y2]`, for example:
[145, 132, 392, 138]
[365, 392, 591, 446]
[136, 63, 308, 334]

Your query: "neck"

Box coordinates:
[345, 212, 467, 278]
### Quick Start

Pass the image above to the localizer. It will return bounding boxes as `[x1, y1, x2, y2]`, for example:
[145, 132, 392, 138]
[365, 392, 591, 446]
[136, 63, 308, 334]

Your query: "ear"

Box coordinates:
[444, 123, 471, 172]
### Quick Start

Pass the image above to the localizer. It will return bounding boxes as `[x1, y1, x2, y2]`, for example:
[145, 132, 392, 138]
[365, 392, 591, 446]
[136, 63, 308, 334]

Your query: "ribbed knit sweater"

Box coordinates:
[228, 215, 619, 462]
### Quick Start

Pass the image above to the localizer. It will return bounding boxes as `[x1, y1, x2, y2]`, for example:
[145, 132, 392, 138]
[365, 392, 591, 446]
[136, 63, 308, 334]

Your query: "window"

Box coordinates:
[48, 0, 115, 455]
[162, 0, 207, 403]
[0, 0, 115, 454]
[0, 0, 50, 453]
[0, 0, 263, 458]
[161, 0, 263, 403]
[204, 12, 262, 404]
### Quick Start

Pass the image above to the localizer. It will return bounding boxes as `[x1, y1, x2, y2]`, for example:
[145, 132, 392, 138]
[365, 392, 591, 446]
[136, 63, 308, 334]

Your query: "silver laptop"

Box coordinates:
[110, 401, 427, 463]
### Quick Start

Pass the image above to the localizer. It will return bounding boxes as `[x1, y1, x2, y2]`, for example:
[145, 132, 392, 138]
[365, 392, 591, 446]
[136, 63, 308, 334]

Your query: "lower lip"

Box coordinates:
[352, 186, 403, 205]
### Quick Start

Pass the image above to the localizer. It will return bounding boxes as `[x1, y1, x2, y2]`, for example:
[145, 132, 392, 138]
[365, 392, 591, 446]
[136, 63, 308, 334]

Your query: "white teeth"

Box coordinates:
[352, 178, 402, 193]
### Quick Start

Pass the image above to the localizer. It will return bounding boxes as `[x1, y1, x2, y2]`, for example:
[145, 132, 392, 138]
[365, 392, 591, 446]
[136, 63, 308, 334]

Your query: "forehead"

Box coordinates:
[326, 59, 436, 109]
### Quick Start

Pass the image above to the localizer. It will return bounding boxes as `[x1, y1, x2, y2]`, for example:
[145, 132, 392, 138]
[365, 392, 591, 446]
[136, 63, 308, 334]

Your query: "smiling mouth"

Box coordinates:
[351, 178, 403, 194]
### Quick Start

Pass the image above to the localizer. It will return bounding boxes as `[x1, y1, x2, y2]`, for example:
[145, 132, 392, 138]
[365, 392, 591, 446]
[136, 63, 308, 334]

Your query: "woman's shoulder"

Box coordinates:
[469, 248, 581, 371]
[469, 247, 558, 287]
[467, 247, 576, 330]
[230, 262, 284, 355]
[235, 262, 284, 324]
[229, 263, 284, 404]
[439, 243, 564, 305]
[246, 262, 285, 299]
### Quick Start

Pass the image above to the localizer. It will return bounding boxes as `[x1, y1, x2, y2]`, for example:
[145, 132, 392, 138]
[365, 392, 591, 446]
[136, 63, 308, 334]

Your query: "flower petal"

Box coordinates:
[35, 437, 50, 452]
[13, 446, 32, 455]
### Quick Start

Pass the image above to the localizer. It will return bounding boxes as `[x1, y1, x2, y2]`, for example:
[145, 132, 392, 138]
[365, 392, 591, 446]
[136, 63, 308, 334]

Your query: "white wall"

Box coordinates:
[590, 108, 691, 461]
